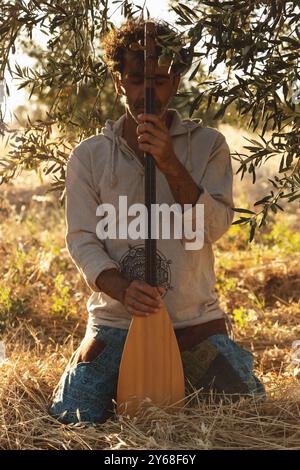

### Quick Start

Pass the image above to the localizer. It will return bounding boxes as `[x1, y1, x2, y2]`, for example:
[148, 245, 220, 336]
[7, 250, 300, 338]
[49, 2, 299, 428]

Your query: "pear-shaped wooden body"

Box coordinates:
[117, 302, 185, 417]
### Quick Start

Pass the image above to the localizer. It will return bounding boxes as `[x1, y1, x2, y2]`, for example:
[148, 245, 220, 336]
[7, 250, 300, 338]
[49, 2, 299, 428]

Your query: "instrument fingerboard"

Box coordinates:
[144, 21, 157, 286]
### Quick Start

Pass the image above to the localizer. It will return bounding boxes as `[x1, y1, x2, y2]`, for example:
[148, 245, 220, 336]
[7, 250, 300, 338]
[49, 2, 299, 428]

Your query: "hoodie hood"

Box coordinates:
[100, 109, 203, 188]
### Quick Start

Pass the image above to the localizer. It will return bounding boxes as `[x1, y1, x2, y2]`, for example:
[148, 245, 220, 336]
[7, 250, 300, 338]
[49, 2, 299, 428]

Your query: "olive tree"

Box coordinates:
[0, 0, 299, 240]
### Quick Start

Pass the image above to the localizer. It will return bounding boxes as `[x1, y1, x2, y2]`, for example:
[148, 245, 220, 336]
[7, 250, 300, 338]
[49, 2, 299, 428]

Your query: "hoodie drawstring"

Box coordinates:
[106, 111, 202, 187]
[186, 126, 193, 172]
[110, 134, 119, 188]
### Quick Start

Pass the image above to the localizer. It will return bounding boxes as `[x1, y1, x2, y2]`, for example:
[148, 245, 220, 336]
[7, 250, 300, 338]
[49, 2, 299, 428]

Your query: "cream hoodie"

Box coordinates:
[65, 109, 234, 330]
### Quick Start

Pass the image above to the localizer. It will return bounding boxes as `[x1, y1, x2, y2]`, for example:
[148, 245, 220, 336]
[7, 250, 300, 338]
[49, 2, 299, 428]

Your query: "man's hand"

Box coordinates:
[123, 280, 165, 317]
[137, 113, 178, 174]
[96, 269, 165, 318]
[137, 113, 202, 208]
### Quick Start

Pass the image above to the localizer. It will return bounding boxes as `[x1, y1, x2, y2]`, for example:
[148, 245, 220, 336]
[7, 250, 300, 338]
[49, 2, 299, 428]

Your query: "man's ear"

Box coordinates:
[113, 73, 125, 96]
[172, 74, 181, 95]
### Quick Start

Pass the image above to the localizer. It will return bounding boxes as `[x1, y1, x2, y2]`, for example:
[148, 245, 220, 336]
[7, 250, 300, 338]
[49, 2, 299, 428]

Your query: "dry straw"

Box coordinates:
[1, 321, 300, 450]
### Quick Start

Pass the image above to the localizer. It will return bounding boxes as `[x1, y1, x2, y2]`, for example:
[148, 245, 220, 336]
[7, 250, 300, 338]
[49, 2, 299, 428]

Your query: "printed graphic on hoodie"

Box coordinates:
[119, 244, 173, 297]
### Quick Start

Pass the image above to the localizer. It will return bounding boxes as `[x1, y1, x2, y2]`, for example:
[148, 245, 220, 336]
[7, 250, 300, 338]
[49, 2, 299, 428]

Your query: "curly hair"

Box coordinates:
[101, 18, 189, 77]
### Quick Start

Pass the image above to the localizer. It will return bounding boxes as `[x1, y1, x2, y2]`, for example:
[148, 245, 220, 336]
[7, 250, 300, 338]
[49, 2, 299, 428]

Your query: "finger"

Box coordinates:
[137, 114, 167, 132]
[137, 123, 165, 140]
[138, 132, 163, 146]
[157, 286, 165, 296]
[133, 281, 162, 300]
[127, 299, 160, 313]
[129, 310, 151, 317]
[127, 291, 161, 308]
[138, 142, 160, 155]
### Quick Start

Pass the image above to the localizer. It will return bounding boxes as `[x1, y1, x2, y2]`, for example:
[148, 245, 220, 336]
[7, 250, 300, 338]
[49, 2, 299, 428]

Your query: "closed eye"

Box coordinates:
[131, 78, 169, 85]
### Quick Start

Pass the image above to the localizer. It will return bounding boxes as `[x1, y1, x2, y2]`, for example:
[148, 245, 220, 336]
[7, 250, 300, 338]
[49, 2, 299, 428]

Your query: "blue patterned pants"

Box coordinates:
[49, 325, 265, 424]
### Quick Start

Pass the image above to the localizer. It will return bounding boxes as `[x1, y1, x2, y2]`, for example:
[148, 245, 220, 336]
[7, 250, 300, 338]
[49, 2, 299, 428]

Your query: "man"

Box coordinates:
[49, 19, 264, 425]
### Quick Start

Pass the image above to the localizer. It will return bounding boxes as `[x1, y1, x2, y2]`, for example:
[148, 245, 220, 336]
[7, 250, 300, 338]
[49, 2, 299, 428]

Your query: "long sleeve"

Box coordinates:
[65, 144, 120, 292]
[182, 132, 234, 247]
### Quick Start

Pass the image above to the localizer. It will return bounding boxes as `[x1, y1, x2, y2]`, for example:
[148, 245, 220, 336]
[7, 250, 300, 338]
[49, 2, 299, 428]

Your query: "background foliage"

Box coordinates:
[0, 0, 299, 238]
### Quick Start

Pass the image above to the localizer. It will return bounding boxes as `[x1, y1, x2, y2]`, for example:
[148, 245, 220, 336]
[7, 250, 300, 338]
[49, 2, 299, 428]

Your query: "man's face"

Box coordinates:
[114, 51, 180, 122]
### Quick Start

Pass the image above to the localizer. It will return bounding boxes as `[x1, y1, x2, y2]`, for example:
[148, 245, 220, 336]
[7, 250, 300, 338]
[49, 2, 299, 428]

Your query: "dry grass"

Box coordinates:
[0, 124, 300, 450]
[1, 328, 300, 450]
